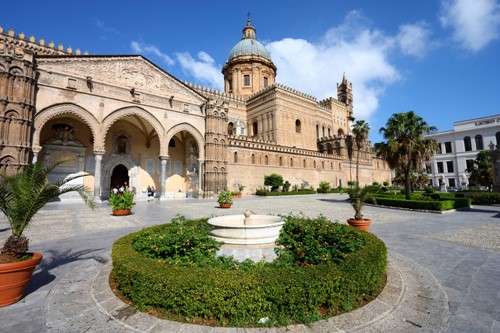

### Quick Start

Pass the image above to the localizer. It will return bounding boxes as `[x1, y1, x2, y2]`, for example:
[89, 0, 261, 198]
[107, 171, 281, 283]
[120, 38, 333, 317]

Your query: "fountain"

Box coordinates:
[207, 210, 285, 262]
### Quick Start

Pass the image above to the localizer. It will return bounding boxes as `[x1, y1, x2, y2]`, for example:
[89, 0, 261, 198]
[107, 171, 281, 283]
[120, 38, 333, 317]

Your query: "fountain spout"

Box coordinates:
[244, 210, 251, 225]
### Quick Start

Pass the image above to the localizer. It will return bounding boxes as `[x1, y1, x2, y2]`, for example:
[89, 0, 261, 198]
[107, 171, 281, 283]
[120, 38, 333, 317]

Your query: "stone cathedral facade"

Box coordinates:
[0, 20, 391, 199]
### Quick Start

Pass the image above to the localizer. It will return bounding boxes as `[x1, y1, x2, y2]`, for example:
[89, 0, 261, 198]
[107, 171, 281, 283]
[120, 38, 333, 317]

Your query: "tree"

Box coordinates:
[376, 111, 438, 200]
[351, 120, 370, 187]
[0, 160, 95, 259]
[466, 150, 493, 189]
[264, 173, 283, 192]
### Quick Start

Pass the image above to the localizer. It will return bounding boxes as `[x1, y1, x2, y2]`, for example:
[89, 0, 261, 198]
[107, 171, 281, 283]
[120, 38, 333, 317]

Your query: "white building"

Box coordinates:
[425, 115, 500, 189]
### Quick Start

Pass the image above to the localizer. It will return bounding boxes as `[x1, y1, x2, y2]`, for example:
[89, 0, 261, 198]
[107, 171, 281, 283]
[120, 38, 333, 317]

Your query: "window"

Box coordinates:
[437, 143, 442, 154]
[233, 152, 238, 163]
[316, 124, 319, 138]
[228, 79, 232, 91]
[322, 161, 325, 169]
[264, 155, 268, 165]
[264, 77, 268, 88]
[295, 119, 301, 133]
[290, 158, 293, 167]
[444, 142, 452, 153]
[475, 135, 483, 150]
[448, 178, 456, 187]
[303, 159, 306, 168]
[252, 121, 258, 136]
[437, 161, 444, 173]
[446, 161, 454, 173]
[464, 136, 472, 151]
[227, 122, 234, 135]
[279, 156, 283, 166]
[313, 161, 317, 169]
[243, 74, 250, 86]
[251, 154, 255, 164]
[466, 159, 474, 171]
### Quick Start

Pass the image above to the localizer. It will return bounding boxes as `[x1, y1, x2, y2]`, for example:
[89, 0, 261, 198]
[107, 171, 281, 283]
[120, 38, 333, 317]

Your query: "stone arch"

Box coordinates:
[101, 155, 141, 199]
[4, 109, 20, 117]
[9, 66, 23, 75]
[102, 106, 166, 155]
[0, 155, 16, 174]
[165, 122, 205, 159]
[33, 103, 99, 148]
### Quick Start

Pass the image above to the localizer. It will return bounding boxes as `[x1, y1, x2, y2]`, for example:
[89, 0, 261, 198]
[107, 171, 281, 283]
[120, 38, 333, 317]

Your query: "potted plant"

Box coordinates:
[0, 160, 94, 306]
[217, 189, 233, 208]
[109, 190, 135, 216]
[347, 119, 374, 231]
[231, 183, 245, 198]
[347, 185, 378, 231]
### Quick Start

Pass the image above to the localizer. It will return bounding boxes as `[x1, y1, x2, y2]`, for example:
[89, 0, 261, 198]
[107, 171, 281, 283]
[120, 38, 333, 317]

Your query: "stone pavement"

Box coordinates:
[0, 194, 499, 332]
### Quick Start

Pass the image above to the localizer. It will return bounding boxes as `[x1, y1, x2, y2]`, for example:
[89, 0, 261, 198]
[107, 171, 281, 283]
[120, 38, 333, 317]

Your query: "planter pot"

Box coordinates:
[219, 203, 232, 209]
[112, 209, 131, 216]
[347, 218, 372, 232]
[0, 252, 43, 307]
[231, 193, 242, 199]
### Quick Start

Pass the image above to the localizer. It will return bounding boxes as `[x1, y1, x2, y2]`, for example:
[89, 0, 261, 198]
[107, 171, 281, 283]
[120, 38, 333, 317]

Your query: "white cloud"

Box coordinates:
[440, 0, 500, 52]
[175, 52, 223, 90]
[266, 10, 401, 120]
[397, 22, 432, 58]
[93, 18, 120, 40]
[130, 41, 175, 66]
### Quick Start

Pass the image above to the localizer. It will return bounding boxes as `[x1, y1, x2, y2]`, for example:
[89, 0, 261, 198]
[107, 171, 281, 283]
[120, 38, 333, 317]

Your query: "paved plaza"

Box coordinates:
[0, 194, 499, 332]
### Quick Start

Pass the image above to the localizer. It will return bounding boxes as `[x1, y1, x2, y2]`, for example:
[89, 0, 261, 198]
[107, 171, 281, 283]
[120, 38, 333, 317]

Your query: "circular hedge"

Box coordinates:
[111, 217, 387, 327]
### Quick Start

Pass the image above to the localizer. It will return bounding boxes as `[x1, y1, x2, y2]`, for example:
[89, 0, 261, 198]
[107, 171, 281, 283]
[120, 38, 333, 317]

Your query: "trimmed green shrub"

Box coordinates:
[264, 173, 283, 192]
[112, 217, 387, 327]
[256, 189, 316, 196]
[368, 197, 471, 211]
[462, 191, 500, 205]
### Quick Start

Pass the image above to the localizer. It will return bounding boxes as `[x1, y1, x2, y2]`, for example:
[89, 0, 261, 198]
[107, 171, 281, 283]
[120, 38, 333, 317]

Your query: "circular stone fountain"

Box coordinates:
[207, 211, 285, 262]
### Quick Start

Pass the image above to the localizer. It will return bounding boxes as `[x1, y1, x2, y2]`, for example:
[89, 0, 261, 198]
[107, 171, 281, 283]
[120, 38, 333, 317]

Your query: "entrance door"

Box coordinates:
[110, 164, 129, 189]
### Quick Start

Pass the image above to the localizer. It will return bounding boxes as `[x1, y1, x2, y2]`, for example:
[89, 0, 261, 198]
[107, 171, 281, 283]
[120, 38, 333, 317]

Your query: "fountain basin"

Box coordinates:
[208, 214, 285, 245]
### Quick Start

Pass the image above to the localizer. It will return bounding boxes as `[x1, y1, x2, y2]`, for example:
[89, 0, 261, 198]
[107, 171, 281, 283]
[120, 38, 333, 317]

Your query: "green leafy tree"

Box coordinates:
[0, 160, 95, 258]
[376, 111, 438, 200]
[466, 150, 493, 189]
[264, 173, 283, 192]
[351, 120, 370, 186]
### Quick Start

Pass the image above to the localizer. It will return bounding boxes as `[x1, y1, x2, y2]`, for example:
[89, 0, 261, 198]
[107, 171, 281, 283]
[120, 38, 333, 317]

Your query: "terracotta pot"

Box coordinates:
[112, 209, 131, 216]
[0, 252, 42, 307]
[231, 193, 242, 199]
[219, 203, 232, 209]
[347, 218, 372, 232]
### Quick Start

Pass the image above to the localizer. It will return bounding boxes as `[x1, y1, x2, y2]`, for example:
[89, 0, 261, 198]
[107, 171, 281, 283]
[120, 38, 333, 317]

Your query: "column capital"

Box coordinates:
[93, 150, 105, 156]
[159, 155, 169, 161]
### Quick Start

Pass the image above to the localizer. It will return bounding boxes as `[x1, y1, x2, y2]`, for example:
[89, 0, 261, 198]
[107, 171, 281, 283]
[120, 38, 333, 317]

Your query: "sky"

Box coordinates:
[2, 0, 500, 143]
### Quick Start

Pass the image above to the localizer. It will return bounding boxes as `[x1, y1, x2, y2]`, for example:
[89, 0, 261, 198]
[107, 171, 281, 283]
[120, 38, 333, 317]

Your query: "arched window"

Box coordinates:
[279, 156, 283, 166]
[290, 158, 293, 167]
[228, 122, 234, 135]
[339, 162, 342, 170]
[322, 126, 325, 137]
[251, 154, 255, 164]
[265, 155, 269, 165]
[328, 127, 331, 137]
[295, 119, 301, 133]
[316, 125, 319, 138]
[314, 160, 317, 169]
[321, 161, 325, 169]
[233, 152, 238, 163]
[331, 162, 333, 169]
[464, 136, 472, 151]
[252, 121, 258, 136]
[303, 159, 306, 168]
[475, 134, 483, 150]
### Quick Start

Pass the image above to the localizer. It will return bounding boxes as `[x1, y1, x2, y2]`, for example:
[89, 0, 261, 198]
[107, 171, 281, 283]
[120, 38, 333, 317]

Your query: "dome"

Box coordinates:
[227, 38, 271, 62]
[226, 18, 272, 62]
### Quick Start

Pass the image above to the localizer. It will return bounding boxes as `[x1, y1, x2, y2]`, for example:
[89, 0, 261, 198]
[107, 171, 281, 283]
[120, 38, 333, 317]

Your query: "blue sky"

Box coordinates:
[2, 0, 499, 143]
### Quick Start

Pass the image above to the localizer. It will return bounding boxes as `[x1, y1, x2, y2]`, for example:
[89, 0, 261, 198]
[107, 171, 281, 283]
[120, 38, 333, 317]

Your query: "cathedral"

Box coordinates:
[0, 19, 391, 199]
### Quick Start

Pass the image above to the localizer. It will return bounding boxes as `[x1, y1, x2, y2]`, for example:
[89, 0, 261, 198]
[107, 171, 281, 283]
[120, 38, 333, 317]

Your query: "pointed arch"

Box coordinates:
[165, 122, 205, 159]
[102, 106, 166, 155]
[33, 103, 100, 148]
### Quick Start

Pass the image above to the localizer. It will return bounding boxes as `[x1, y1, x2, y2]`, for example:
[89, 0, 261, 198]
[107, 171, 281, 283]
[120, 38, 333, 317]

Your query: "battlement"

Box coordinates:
[186, 82, 246, 104]
[0, 26, 89, 56]
[247, 83, 318, 102]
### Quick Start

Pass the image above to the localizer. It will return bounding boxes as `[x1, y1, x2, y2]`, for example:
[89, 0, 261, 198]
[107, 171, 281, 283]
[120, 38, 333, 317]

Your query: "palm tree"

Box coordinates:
[351, 120, 370, 186]
[0, 160, 95, 259]
[377, 111, 438, 200]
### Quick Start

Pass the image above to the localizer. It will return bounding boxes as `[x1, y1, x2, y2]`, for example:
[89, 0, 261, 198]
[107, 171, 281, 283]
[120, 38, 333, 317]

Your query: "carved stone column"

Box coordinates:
[31, 146, 42, 163]
[198, 160, 204, 194]
[159, 156, 169, 199]
[93, 152, 104, 200]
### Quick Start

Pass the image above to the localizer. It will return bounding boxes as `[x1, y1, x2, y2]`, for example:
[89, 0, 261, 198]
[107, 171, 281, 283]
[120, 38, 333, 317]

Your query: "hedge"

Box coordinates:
[255, 189, 316, 196]
[112, 227, 386, 327]
[366, 196, 471, 211]
[460, 192, 500, 205]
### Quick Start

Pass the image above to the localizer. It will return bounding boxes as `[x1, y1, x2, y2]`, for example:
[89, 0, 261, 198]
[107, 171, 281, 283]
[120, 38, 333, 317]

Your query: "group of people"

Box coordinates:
[147, 185, 156, 201]
[112, 184, 133, 195]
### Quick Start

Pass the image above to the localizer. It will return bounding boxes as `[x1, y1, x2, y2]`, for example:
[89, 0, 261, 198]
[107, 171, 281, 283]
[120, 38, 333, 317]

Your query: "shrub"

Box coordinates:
[319, 181, 331, 192]
[217, 190, 233, 205]
[264, 173, 284, 192]
[256, 189, 316, 196]
[112, 216, 387, 327]
[275, 215, 364, 266]
[109, 190, 135, 210]
[462, 191, 500, 205]
[283, 180, 291, 192]
[369, 197, 471, 211]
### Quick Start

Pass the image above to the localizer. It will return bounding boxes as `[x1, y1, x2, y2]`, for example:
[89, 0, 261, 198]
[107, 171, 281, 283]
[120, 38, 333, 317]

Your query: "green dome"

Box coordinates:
[227, 38, 271, 61]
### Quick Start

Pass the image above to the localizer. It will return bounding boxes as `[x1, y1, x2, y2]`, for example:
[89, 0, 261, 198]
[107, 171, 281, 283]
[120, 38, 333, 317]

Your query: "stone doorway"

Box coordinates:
[110, 164, 129, 190]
